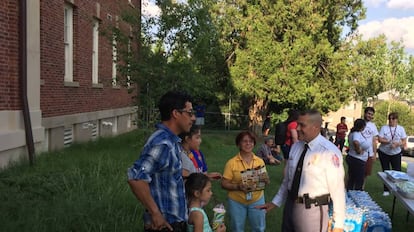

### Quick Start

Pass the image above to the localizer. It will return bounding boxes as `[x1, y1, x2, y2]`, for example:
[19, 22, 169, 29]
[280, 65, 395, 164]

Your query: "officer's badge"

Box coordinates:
[309, 154, 320, 165]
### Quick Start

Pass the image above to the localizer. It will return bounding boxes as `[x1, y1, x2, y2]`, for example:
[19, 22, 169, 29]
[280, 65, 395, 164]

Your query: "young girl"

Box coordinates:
[180, 125, 222, 179]
[185, 173, 226, 232]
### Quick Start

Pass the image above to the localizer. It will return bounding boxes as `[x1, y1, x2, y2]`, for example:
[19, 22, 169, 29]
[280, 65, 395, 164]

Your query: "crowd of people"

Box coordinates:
[127, 90, 408, 232]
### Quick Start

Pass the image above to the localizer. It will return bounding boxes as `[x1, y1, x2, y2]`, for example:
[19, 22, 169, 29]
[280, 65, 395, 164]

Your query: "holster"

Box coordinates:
[295, 193, 331, 209]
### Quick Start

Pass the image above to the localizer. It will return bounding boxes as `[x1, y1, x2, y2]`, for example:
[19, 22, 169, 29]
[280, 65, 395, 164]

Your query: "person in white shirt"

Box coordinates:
[257, 110, 345, 232]
[378, 112, 407, 196]
[346, 119, 371, 191]
[361, 107, 379, 183]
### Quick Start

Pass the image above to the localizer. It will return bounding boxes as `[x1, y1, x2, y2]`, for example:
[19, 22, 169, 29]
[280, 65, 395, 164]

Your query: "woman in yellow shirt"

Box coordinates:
[221, 131, 269, 232]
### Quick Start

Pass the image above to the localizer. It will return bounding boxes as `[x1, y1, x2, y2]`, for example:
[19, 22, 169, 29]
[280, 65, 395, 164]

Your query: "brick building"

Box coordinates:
[0, 0, 140, 168]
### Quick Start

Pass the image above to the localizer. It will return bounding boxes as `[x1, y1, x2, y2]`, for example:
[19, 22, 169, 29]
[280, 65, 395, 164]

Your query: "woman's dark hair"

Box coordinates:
[286, 109, 299, 123]
[185, 173, 210, 201]
[388, 112, 398, 120]
[235, 131, 256, 146]
[179, 124, 201, 142]
[350, 119, 366, 133]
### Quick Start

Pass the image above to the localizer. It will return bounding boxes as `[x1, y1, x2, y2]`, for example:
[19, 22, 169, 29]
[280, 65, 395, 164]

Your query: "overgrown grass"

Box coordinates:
[0, 129, 413, 231]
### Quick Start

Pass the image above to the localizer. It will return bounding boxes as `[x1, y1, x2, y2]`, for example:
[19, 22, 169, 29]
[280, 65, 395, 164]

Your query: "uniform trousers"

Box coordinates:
[282, 195, 329, 232]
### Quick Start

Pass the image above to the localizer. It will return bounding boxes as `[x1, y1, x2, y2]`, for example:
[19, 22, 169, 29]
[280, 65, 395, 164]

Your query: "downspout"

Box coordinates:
[19, 0, 35, 165]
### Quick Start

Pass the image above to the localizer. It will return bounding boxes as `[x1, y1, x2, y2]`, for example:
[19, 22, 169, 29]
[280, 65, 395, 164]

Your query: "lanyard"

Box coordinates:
[389, 126, 397, 140]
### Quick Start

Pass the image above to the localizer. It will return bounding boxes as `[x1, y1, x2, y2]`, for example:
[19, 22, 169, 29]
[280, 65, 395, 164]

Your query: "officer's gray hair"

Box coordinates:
[300, 110, 322, 127]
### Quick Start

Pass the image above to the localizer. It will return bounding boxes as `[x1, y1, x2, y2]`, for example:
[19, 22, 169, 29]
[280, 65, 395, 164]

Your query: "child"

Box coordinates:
[180, 125, 222, 180]
[185, 173, 226, 232]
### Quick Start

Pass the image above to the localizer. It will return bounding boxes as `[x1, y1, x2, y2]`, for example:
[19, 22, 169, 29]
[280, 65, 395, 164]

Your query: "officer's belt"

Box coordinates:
[294, 194, 331, 206]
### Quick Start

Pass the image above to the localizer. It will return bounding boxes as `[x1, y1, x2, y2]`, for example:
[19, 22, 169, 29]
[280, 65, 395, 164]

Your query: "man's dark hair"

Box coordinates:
[364, 107, 375, 114]
[158, 91, 193, 121]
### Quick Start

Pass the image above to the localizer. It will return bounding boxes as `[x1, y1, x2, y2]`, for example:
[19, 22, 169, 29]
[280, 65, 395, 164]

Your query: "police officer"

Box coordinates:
[257, 110, 345, 232]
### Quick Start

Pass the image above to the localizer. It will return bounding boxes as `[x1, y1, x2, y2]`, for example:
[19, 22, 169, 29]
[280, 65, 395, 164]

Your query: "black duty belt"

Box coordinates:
[294, 193, 331, 209]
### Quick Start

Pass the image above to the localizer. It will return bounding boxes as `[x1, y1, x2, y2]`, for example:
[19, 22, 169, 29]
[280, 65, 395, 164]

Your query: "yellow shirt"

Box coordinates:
[222, 153, 266, 204]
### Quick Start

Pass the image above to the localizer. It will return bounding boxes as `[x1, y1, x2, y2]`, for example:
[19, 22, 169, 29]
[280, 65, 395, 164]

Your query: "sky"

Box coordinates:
[142, 0, 414, 54]
[359, 0, 414, 54]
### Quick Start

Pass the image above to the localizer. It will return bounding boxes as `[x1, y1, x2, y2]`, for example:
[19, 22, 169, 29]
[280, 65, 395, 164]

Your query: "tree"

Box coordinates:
[111, 0, 232, 127]
[212, 0, 366, 131]
[404, 56, 414, 105]
[113, 0, 414, 133]
[349, 35, 413, 115]
[349, 35, 389, 101]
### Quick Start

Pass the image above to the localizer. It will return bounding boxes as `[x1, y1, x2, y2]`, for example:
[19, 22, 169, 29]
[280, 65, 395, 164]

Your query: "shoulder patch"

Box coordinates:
[332, 154, 340, 168]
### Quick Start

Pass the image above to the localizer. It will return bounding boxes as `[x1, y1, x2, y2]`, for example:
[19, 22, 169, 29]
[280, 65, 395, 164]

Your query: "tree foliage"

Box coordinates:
[211, 0, 366, 130]
[112, 0, 232, 127]
[348, 35, 414, 107]
[112, 0, 414, 130]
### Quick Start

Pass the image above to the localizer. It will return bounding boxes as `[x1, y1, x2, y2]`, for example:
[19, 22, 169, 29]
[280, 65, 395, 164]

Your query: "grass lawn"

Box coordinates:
[1, 129, 414, 231]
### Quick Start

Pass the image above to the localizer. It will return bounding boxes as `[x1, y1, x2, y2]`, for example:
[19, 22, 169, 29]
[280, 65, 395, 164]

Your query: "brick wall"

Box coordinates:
[40, 0, 139, 117]
[0, 0, 21, 110]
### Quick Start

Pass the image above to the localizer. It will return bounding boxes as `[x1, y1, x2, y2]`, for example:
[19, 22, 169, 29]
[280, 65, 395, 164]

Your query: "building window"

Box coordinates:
[92, 20, 99, 84]
[64, 4, 74, 82]
[64, 126, 74, 147]
[127, 38, 131, 87]
[112, 34, 117, 87]
[91, 122, 98, 140]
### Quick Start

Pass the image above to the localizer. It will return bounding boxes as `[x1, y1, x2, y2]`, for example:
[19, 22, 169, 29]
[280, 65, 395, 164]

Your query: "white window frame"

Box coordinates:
[92, 20, 99, 84]
[127, 38, 131, 88]
[112, 34, 117, 87]
[64, 4, 74, 82]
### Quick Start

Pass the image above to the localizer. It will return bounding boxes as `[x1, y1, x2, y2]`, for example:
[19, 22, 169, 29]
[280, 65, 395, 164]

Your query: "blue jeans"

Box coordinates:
[227, 195, 266, 232]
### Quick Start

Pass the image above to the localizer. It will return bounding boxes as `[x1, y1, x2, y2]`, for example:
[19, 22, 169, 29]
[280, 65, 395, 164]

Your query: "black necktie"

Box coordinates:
[290, 144, 309, 199]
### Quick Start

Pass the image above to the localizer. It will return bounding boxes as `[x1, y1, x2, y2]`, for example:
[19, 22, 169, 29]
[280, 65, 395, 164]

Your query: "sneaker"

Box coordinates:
[383, 191, 390, 196]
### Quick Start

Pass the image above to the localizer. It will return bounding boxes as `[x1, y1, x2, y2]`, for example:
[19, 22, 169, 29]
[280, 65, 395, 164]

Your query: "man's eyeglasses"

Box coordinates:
[177, 109, 195, 117]
[390, 117, 398, 120]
